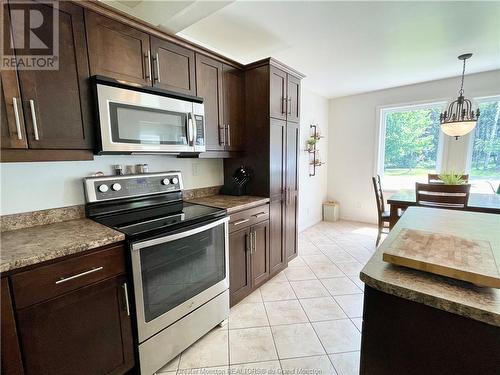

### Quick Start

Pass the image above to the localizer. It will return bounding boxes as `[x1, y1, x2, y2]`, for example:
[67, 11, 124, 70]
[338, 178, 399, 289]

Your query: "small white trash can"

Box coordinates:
[323, 201, 339, 222]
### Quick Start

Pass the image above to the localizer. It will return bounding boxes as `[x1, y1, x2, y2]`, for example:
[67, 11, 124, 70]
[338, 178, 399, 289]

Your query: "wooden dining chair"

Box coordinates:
[416, 182, 471, 209]
[428, 174, 469, 184]
[372, 175, 390, 246]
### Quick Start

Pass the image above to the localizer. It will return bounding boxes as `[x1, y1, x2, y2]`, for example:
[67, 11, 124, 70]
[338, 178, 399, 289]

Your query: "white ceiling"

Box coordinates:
[104, 1, 500, 98]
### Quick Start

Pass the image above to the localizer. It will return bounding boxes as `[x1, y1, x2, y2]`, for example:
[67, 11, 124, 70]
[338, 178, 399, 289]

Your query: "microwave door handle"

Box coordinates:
[191, 112, 197, 146]
[187, 113, 194, 146]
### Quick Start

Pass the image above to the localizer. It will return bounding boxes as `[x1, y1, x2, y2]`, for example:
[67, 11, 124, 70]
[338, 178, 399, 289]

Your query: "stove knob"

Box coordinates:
[98, 184, 109, 193]
[162, 178, 170, 185]
[111, 183, 122, 191]
[171, 177, 179, 184]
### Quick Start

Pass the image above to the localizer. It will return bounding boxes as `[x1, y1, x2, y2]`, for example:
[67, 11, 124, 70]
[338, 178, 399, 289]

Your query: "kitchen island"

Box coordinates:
[359, 207, 500, 375]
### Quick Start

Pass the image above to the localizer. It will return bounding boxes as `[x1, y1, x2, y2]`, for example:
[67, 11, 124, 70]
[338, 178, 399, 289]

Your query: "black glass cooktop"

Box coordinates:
[92, 201, 226, 238]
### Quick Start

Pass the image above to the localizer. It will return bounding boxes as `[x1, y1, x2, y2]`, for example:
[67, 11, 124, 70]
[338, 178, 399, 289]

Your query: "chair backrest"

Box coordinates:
[428, 173, 469, 184]
[372, 175, 385, 216]
[416, 182, 471, 209]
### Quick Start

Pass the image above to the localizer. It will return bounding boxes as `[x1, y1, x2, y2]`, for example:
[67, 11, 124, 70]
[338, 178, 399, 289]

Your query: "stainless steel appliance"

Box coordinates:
[84, 172, 229, 375]
[93, 76, 206, 154]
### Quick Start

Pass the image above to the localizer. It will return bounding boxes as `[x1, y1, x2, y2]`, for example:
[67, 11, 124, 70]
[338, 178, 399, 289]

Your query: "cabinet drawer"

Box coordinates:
[11, 244, 125, 309]
[229, 204, 269, 233]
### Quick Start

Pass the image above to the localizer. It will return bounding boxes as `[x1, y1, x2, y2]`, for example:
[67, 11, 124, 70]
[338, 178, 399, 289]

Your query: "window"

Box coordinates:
[468, 97, 500, 193]
[378, 102, 445, 190]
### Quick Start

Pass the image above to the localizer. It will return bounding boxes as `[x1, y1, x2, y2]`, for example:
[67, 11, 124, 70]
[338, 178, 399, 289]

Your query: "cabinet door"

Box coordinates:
[229, 227, 252, 306]
[196, 54, 224, 151]
[16, 276, 134, 375]
[222, 64, 244, 151]
[251, 220, 270, 288]
[286, 75, 301, 123]
[13, 1, 93, 149]
[269, 199, 286, 275]
[151, 37, 196, 96]
[1, 70, 27, 149]
[270, 66, 287, 121]
[1, 278, 24, 375]
[86, 10, 151, 86]
[285, 122, 299, 261]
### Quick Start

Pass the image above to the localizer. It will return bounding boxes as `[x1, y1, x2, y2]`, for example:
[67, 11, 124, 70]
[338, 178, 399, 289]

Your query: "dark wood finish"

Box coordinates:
[286, 75, 301, 123]
[428, 173, 469, 183]
[251, 220, 270, 288]
[360, 285, 500, 375]
[85, 10, 150, 86]
[269, 66, 287, 121]
[196, 54, 224, 151]
[269, 199, 286, 275]
[285, 122, 299, 261]
[1, 278, 24, 375]
[372, 175, 390, 246]
[11, 244, 125, 309]
[0, 148, 94, 162]
[416, 182, 470, 208]
[229, 204, 269, 233]
[223, 64, 244, 151]
[151, 37, 196, 95]
[387, 189, 500, 229]
[16, 275, 134, 375]
[229, 227, 252, 306]
[7, 1, 94, 150]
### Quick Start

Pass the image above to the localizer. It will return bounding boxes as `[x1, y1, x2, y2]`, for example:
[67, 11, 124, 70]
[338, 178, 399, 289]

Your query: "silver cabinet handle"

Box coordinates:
[219, 125, 226, 146]
[287, 97, 292, 115]
[123, 282, 130, 316]
[155, 52, 161, 83]
[233, 218, 249, 226]
[226, 124, 231, 147]
[144, 51, 151, 80]
[12, 97, 22, 140]
[251, 231, 256, 254]
[281, 97, 286, 114]
[55, 266, 103, 285]
[252, 212, 267, 218]
[29, 99, 39, 141]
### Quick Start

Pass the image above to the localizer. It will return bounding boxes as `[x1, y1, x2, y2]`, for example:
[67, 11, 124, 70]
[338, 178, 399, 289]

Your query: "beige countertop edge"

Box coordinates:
[360, 270, 500, 327]
[225, 199, 270, 214]
[188, 195, 270, 214]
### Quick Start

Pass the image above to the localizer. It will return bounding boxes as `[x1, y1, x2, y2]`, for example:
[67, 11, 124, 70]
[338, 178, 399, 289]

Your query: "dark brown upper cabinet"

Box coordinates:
[151, 37, 196, 96]
[270, 66, 288, 121]
[287, 75, 301, 123]
[222, 64, 244, 151]
[1, 0, 94, 159]
[86, 10, 151, 86]
[196, 54, 225, 151]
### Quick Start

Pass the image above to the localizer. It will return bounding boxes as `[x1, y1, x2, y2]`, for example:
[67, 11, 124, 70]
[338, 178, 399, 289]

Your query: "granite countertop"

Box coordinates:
[189, 194, 270, 214]
[1, 218, 124, 273]
[360, 207, 500, 327]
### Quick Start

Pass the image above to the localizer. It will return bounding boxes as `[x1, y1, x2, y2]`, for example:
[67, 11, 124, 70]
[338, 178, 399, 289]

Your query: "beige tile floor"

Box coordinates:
[157, 220, 379, 375]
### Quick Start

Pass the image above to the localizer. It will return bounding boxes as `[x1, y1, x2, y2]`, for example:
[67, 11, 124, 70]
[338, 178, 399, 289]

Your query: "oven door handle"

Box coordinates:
[131, 216, 229, 251]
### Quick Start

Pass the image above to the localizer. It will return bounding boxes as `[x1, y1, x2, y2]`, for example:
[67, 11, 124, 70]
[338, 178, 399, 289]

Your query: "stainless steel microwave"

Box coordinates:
[93, 77, 205, 154]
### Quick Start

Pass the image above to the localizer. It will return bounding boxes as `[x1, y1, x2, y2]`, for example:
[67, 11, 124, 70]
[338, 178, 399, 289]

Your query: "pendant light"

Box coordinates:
[439, 53, 480, 139]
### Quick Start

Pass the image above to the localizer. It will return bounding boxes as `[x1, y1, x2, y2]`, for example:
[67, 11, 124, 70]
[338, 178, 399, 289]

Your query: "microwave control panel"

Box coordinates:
[84, 172, 183, 202]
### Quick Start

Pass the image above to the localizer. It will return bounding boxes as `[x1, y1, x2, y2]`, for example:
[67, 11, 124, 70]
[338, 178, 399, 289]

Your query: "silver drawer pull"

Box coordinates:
[252, 212, 267, 218]
[233, 218, 250, 226]
[12, 97, 22, 140]
[55, 267, 103, 285]
[123, 283, 130, 316]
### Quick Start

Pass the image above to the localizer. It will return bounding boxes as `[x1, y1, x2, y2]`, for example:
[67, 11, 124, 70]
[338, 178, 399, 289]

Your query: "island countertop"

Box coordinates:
[188, 194, 270, 214]
[360, 207, 500, 327]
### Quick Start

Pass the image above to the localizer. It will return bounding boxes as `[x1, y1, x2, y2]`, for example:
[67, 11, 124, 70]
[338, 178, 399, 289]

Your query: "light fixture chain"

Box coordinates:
[459, 58, 466, 95]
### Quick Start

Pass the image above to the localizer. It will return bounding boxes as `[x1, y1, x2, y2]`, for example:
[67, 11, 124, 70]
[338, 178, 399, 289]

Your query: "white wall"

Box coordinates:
[327, 69, 500, 224]
[298, 88, 329, 231]
[0, 156, 223, 215]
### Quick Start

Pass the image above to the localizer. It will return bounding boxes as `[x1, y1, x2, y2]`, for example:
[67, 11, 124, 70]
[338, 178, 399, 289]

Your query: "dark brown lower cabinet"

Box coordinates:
[1, 278, 24, 375]
[229, 205, 271, 306]
[16, 275, 134, 375]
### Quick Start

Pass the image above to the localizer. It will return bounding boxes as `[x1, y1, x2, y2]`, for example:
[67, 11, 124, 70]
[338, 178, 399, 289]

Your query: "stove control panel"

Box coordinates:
[84, 172, 183, 202]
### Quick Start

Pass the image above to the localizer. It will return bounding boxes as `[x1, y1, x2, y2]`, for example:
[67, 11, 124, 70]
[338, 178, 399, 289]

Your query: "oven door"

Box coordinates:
[131, 217, 229, 343]
[96, 83, 198, 154]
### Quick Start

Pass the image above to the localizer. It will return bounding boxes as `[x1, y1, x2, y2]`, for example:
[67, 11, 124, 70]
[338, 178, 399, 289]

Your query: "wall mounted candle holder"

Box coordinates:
[307, 124, 325, 176]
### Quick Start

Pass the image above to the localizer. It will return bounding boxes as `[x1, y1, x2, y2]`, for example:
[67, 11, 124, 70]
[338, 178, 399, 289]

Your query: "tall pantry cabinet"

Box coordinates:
[225, 58, 303, 277]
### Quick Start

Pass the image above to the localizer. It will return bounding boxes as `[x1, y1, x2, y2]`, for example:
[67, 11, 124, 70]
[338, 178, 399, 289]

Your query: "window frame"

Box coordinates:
[375, 100, 448, 189]
[465, 95, 500, 177]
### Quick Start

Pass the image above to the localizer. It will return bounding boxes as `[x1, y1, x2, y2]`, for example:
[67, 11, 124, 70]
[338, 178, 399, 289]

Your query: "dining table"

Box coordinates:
[387, 189, 500, 229]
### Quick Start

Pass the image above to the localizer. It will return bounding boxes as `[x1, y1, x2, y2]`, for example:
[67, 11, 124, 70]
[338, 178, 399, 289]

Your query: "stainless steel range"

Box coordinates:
[84, 172, 229, 375]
